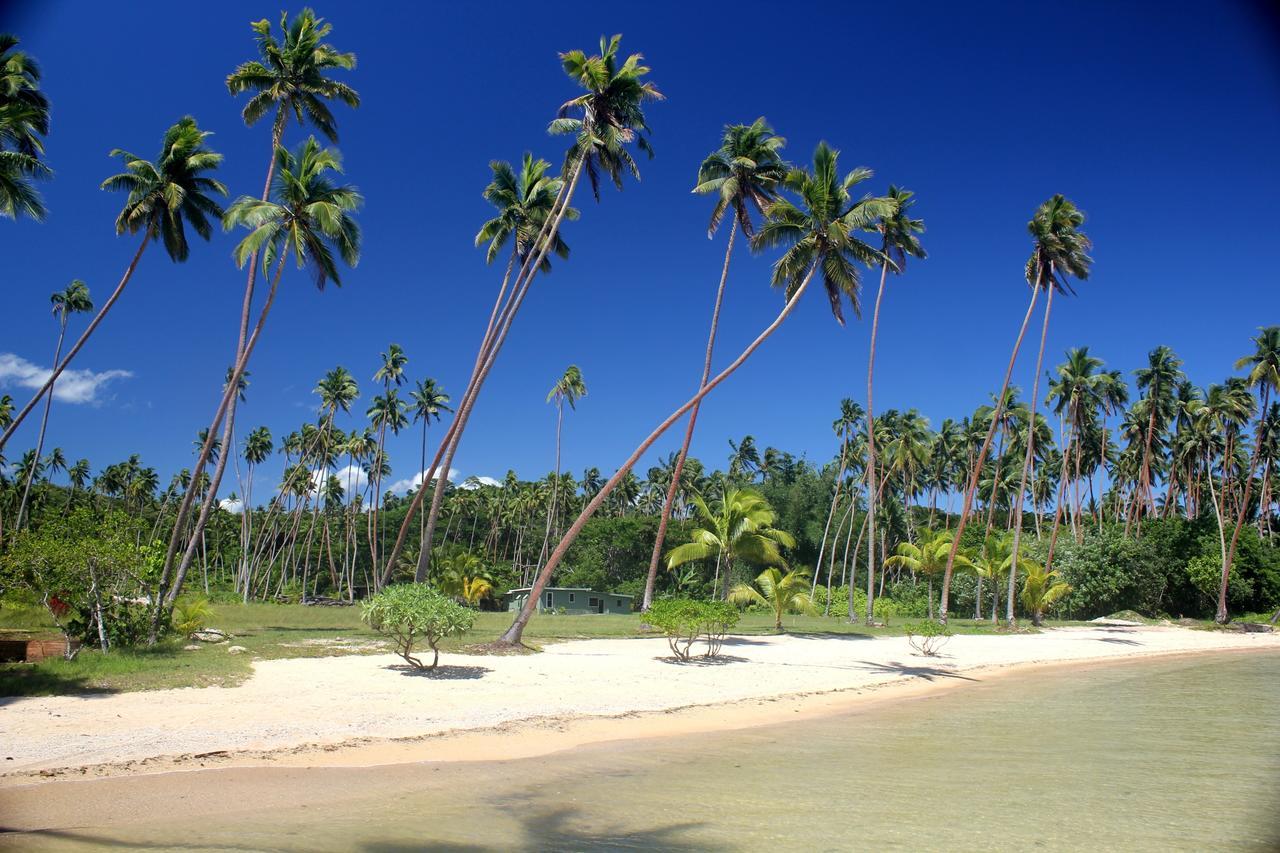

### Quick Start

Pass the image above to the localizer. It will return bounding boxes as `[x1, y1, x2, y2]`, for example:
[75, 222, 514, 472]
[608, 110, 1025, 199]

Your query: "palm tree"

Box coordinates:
[15, 280, 93, 530]
[884, 529, 972, 620]
[383, 35, 662, 585]
[730, 567, 816, 630]
[499, 142, 893, 646]
[152, 137, 361, 636]
[1132, 346, 1184, 529]
[1003, 195, 1091, 622]
[667, 488, 796, 600]
[1217, 326, 1280, 622]
[971, 531, 1015, 624]
[938, 195, 1090, 624]
[238, 425, 273, 599]
[812, 399, 863, 599]
[644, 119, 787, 611]
[409, 377, 452, 548]
[0, 34, 51, 221]
[536, 366, 588, 574]
[368, 343, 408, 575]
[1046, 347, 1105, 546]
[864, 185, 927, 622]
[1019, 559, 1072, 626]
[0, 118, 226, 453]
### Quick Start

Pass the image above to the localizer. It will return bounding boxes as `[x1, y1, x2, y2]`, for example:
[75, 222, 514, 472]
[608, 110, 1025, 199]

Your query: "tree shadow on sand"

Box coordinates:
[656, 654, 750, 666]
[384, 663, 492, 680]
[851, 660, 978, 682]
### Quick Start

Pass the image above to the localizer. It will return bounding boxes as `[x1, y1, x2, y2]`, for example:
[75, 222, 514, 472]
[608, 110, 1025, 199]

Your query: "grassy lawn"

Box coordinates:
[0, 600, 1049, 697]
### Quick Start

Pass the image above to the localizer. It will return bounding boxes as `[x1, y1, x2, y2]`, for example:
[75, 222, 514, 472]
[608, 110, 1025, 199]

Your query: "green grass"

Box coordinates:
[0, 601, 1052, 698]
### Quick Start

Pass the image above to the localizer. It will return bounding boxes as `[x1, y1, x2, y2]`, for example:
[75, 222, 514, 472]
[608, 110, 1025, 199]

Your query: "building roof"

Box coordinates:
[505, 587, 634, 598]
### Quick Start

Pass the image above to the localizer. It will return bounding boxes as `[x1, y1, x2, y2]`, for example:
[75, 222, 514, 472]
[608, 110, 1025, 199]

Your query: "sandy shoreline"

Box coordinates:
[1, 623, 1276, 792]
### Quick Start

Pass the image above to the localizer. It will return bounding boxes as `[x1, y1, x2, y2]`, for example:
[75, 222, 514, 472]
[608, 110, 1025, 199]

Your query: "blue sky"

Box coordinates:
[2, 1, 1278, 501]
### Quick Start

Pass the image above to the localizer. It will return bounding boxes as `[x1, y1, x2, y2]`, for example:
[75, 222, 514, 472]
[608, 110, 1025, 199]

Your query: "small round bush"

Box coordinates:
[362, 584, 476, 670]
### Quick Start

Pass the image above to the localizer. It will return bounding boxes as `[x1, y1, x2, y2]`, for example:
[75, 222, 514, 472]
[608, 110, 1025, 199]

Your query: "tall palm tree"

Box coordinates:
[1046, 347, 1104, 548]
[0, 117, 225, 453]
[1002, 195, 1091, 622]
[15, 280, 93, 530]
[666, 488, 796, 600]
[384, 35, 662, 584]
[536, 366, 587, 574]
[409, 377, 452, 551]
[864, 185, 927, 622]
[812, 398, 863, 599]
[500, 143, 893, 646]
[643, 119, 787, 610]
[151, 137, 361, 637]
[1132, 346, 1184, 530]
[1217, 326, 1280, 622]
[0, 33, 51, 221]
[174, 9, 362, 604]
[368, 343, 408, 575]
[238, 425, 273, 599]
[938, 194, 1090, 624]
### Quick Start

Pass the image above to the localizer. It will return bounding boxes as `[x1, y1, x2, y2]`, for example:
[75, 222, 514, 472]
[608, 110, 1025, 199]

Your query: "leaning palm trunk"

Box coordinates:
[148, 252, 288, 642]
[394, 153, 588, 585]
[535, 401, 566, 570]
[863, 258, 891, 623]
[499, 262, 819, 647]
[812, 446, 848, 600]
[1007, 276, 1055, 623]
[1217, 384, 1271, 623]
[643, 222, 737, 610]
[155, 115, 288, 615]
[15, 316, 68, 530]
[939, 282, 1042, 623]
[0, 234, 150, 454]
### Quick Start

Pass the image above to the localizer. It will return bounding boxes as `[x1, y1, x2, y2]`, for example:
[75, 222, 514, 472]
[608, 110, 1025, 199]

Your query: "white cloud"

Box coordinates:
[219, 497, 244, 514]
[462, 475, 501, 490]
[0, 353, 133, 404]
[323, 464, 369, 501]
[388, 467, 459, 495]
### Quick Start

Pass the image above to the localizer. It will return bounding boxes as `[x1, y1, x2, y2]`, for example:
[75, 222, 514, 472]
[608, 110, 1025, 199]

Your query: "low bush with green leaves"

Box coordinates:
[905, 619, 951, 657]
[361, 584, 476, 670]
[645, 598, 740, 660]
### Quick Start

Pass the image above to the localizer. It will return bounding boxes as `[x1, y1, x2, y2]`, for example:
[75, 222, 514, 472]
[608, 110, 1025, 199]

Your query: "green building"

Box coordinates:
[504, 586, 634, 615]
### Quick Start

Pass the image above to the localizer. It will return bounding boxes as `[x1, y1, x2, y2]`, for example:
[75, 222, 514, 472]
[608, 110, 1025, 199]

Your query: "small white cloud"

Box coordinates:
[388, 467, 459, 495]
[220, 497, 244, 514]
[0, 352, 132, 404]
[462, 475, 501, 490]
[320, 464, 370, 501]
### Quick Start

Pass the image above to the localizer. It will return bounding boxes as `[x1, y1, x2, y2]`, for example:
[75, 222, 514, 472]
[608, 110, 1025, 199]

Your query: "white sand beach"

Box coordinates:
[2, 623, 1276, 786]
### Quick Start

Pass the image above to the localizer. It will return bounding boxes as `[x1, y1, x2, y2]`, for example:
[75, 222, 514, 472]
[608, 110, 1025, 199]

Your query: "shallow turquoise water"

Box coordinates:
[7, 651, 1280, 851]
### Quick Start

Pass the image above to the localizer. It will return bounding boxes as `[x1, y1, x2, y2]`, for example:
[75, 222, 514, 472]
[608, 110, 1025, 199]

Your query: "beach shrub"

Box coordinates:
[645, 598, 739, 660]
[172, 597, 213, 638]
[811, 584, 870, 621]
[362, 584, 476, 670]
[905, 620, 951, 657]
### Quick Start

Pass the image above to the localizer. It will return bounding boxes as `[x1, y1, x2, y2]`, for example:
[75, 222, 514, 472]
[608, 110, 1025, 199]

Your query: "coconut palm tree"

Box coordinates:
[812, 398, 863, 599]
[15, 280, 93, 530]
[667, 487, 796, 600]
[884, 529, 972, 620]
[939, 195, 1090, 624]
[864, 185, 927, 622]
[643, 118, 787, 611]
[1019, 559, 1072, 626]
[536, 366, 587, 573]
[409, 377, 452, 546]
[0, 117, 226, 454]
[0, 33, 51, 221]
[1132, 346, 1184, 530]
[368, 343, 408, 574]
[499, 142, 893, 646]
[730, 567, 816, 630]
[151, 137, 361, 637]
[383, 35, 662, 586]
[1217, 326, 1280, 622]
[174, 9, 363, 604]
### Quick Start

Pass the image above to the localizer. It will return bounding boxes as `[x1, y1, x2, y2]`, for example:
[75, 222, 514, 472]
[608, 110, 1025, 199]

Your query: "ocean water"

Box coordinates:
[7, 651, 1280, 851]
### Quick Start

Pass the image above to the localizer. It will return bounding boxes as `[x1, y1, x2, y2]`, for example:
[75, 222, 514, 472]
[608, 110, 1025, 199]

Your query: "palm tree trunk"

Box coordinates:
[153, 111, 287, 598]
[15, 317, 67, 530]
[810, 440, 847, 599]
[149, 251, 288, 642]
[1217, 385, 1271, 623]
[0, 233, 150, 454]
[499, 261, 821, 647]
[643, 221, 737, 610]
[1007, 279, 1055, 624]
[401, 156, 588, 585]
[939, 282, 1042, 624]
[864, 257, 890, 622]
[536, 400, 565, 570]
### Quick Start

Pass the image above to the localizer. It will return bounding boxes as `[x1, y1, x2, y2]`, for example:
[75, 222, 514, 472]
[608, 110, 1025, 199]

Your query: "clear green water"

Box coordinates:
[8, 652, 1280, 851]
